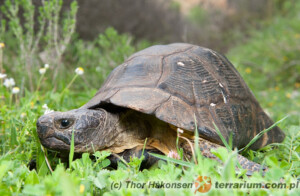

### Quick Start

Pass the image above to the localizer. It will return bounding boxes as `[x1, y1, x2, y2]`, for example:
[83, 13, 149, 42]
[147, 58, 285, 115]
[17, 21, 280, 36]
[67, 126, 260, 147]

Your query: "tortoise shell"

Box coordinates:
[82, 43, 285, 150]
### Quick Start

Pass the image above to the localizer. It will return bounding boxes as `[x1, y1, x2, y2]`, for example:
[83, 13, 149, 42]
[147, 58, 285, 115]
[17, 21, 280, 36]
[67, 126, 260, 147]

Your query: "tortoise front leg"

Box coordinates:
[108, 147, 163, 170]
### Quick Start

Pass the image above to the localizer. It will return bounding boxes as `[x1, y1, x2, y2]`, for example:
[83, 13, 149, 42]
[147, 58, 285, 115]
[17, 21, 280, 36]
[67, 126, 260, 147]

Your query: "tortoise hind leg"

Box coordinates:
[237, 154, 267, 176]
[181, 137, 266, 175]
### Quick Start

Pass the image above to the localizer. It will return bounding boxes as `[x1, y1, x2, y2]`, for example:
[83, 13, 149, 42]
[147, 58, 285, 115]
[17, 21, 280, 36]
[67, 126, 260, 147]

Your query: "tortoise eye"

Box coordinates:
[60, 119, 71, 128]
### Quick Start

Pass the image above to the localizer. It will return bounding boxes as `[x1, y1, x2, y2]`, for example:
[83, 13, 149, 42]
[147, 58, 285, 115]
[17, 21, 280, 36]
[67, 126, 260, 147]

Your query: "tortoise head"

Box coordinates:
[36, 109, 107, 152]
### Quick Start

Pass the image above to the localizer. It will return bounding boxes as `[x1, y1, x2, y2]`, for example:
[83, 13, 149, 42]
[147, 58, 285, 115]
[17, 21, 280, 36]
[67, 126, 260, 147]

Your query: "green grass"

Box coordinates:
[0, 1, 300, 195]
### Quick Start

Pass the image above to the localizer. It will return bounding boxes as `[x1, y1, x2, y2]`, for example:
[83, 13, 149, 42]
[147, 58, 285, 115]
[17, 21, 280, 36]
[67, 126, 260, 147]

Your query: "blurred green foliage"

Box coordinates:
[188, 7, 207, 24]
[0, 0, 299, 195]
[228, 14, 300, 90]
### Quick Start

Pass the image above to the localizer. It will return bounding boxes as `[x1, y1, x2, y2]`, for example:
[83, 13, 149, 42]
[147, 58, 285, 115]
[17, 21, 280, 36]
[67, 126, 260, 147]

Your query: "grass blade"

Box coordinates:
[213, 122, 231, 151]
[194, 114, 202, 163]
[138, 138, 148, 170]
[239, 116, 288, 152]
[149, 152, 194, 167]
[69, 130, 75, 167]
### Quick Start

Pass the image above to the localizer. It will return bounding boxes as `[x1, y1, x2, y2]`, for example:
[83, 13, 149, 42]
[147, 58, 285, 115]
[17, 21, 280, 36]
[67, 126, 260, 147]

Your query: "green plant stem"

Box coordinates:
[35, 74, 45, 93]
[9, 88, 12, 107]
[60, 74, 78, 97]
[0, 48, 3, 73]
[40, 146, 53, 173]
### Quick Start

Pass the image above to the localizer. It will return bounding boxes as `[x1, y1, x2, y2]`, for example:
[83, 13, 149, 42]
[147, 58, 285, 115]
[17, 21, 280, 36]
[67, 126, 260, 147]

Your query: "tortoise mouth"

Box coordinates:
[40, 136, 71, 151]
[37, 121, 73, 147]
[54, 133, 71, 145]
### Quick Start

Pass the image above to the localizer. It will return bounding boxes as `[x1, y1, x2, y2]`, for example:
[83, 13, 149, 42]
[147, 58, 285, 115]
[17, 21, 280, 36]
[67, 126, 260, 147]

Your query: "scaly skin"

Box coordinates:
[37, 108, 266, 174]
[180, 137, 266, 174]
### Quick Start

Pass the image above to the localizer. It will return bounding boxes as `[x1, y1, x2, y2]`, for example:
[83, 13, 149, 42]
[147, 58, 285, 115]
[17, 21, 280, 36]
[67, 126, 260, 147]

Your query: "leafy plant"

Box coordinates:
[0, 0, 78, 90]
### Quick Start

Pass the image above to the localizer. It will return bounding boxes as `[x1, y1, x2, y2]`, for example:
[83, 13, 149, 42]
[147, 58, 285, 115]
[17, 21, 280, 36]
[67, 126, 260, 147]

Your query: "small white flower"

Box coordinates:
[44, 64, 49, 69]
[20, 113, 26, 119]
[44, 109, 54, 114]
[12, 87, 20, 94]
[39, 68, 46, 75]
[42, 104, 49, 109]
[0, 73, 7, 79]
[3, 78, 15, 88]
[42, 104, 54, 114]
[75, 67, 84, 75]
[167, 150, 180, 160]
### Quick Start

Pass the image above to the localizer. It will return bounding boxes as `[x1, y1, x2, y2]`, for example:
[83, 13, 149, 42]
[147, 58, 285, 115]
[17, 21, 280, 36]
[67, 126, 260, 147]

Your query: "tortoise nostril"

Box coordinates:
[38, 125, 47, 135]
[36, 119, 54, 138]
[37, 124, 49, 138]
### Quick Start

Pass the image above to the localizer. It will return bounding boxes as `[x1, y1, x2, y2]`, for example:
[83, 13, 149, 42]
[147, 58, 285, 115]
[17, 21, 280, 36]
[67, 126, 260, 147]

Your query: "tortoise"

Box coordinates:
[36, 43, 285, 172]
